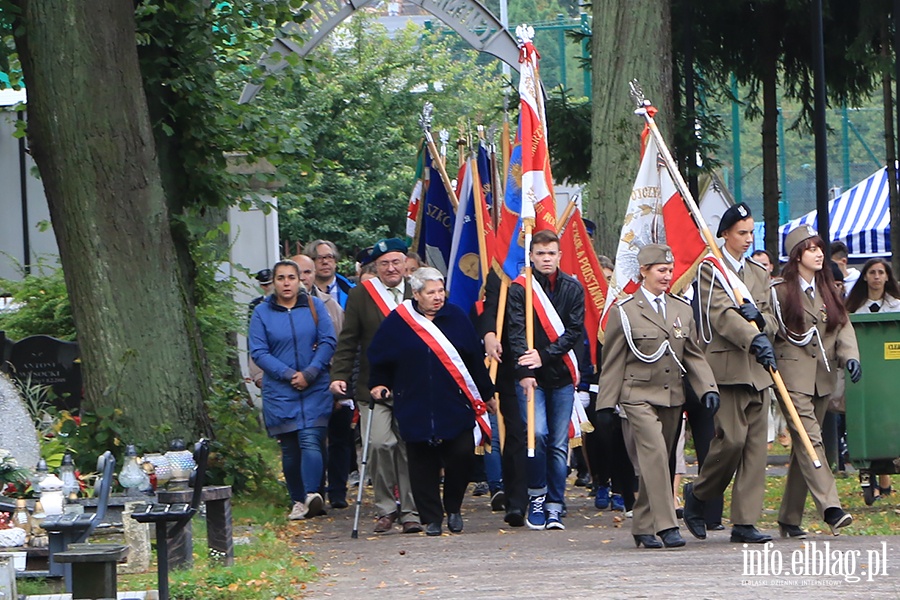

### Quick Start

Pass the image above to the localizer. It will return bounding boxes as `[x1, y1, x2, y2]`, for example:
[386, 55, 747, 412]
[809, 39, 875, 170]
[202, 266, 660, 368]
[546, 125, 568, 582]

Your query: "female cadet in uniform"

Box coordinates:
[597, 244, 719, 549]
[771, 226, 862, 537]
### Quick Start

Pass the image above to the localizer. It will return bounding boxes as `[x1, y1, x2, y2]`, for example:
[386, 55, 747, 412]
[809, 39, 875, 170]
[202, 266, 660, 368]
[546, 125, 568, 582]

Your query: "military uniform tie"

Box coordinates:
[654, 297, 666, 321]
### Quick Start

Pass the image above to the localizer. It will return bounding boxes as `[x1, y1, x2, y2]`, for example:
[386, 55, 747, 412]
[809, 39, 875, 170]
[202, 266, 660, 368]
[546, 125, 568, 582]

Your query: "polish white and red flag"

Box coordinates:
[505, 26, 557, 246]
[600, 107, 707, 333]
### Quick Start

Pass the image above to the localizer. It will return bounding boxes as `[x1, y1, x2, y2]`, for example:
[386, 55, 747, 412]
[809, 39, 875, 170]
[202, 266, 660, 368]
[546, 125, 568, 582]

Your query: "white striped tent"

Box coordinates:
[779, 166, 892, 260]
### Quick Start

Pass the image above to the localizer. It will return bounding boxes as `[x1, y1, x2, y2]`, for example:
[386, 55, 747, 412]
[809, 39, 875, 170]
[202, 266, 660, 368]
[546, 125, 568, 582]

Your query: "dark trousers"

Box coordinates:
[498, 379, 528, 514]
[326, 404, 355, 503]
[587, 406, 636, 510]
[407, 429, 474, 526]
[682, 382, 725, 526]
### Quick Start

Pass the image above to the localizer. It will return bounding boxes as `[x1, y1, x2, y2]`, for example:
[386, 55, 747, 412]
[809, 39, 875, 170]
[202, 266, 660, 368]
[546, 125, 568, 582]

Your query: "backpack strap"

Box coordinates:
[308, 293, 318, 327]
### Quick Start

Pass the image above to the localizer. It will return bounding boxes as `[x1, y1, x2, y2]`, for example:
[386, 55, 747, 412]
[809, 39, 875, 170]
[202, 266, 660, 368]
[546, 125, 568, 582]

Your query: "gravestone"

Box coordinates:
[0, 332, 13, 369]
[0, 373, 41, 475]
[6, 334, 82, 411]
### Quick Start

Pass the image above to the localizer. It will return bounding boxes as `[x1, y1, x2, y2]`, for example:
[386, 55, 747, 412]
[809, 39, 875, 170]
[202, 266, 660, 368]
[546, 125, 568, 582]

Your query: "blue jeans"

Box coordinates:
[516, 382, 574, 512]
[278, 426, 327, 503]
[485, 412, 503, 492]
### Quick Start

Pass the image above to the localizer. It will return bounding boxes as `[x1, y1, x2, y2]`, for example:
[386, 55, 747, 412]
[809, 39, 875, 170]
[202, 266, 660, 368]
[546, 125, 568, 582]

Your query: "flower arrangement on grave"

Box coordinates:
[0, 449, 30, 499]
[0, 452, 30, 546]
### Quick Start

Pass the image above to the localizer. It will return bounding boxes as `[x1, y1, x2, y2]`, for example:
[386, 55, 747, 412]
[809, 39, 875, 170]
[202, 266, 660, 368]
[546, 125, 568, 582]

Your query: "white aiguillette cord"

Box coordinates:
[770, 287, 831, 373]
[617, 304, 686, 374]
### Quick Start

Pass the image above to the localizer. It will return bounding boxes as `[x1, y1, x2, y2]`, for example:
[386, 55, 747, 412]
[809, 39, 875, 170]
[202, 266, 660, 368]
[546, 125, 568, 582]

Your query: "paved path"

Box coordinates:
[294, 475, 900, 599]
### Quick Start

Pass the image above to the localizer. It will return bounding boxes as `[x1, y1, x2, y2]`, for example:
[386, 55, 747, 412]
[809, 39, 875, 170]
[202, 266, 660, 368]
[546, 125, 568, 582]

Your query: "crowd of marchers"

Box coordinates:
[246, 208, 897, 543]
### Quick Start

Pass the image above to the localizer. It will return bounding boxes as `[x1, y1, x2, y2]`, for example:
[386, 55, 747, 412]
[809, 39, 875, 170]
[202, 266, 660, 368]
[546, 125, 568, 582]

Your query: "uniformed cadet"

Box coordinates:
[598, 244, 718, 549]
[770, 225, 861, 537]
[683, 202, 779, 544]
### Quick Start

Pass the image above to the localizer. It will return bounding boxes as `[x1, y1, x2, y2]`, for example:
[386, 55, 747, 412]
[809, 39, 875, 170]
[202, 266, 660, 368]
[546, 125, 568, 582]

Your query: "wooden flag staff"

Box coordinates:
[628, 80, 822, 469]
[419, 103, 459, 210]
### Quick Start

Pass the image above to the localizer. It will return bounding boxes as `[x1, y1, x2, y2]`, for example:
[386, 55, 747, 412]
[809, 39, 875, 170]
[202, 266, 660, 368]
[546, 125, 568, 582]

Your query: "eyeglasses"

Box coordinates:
[315, 254, 336, 262]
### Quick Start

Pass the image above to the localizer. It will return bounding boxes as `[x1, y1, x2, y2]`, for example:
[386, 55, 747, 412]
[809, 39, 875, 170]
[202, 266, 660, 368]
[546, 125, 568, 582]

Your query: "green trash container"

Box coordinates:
[845, 312, 900, 505]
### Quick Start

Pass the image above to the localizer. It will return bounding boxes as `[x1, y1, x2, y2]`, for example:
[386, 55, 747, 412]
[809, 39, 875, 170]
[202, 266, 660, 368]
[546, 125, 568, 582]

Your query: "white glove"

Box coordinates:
[577, 391, 591, 409]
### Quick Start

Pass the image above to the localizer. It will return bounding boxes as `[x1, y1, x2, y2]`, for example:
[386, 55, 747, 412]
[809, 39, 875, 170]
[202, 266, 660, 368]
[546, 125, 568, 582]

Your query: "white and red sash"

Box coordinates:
[513, 274, 579, 384]
[395, 300, 492, 448]
[363, 277, 402, 317]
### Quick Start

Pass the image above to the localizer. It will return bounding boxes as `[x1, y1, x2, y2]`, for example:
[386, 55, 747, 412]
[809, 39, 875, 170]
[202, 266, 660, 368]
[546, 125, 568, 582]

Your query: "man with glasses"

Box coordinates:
[330, 238, 422, 533]
[305, 240, 355, 309]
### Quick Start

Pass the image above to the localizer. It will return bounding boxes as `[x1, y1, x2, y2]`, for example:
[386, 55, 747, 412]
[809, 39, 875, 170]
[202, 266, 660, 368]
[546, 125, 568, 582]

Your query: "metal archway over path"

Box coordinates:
[239, 0, 519, 104]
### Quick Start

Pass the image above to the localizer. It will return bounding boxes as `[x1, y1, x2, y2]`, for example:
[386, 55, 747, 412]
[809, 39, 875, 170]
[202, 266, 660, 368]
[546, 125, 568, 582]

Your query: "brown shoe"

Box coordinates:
[402, 521, 423, 534]
[374, 513, 398, 533]
[778, 431, 792, 448]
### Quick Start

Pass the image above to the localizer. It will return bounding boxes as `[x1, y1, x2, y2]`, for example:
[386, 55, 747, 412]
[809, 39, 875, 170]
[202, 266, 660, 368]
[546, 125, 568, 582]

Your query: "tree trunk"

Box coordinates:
[591, 0, 674, 258]
[890, 6, 900, 279]
[883, 69, 898, 276]
[12, 0, 213, 442]
[759, 15, 781, 270]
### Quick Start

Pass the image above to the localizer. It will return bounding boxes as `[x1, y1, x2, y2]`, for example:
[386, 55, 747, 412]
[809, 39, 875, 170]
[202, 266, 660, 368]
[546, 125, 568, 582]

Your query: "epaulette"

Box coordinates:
[746, 257, 768, 272]
[667, 293, 692, 305]
[618, 294, 634, 304]
[770, 277, 785, 287]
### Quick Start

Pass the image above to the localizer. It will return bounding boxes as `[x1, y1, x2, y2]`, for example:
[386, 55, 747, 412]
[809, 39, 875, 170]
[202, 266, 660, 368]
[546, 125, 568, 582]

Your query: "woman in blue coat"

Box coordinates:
[250, 260, 336, 520]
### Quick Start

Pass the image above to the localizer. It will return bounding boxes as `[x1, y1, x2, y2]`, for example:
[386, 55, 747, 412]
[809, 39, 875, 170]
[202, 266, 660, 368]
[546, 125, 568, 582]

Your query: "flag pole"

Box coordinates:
[556, 197, 578, 237]
[629, 80, 822, 470]
[486, 274, 510, 452]
[487, 125, 503, 228]
[410, 140, 426, 253]
[523, 218, 536, 457]
[457, 121, 468, 170]
[471, 153, 491, 283]
[502, 110, 511, 193]
[419, 103, 459, 210]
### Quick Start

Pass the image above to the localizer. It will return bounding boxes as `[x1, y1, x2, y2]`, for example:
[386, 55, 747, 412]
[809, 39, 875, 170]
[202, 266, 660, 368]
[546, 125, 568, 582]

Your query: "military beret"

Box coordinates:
[255, 268, 273, 284]
[717, 202, 752, 237]
[356, 246, 374, 266]
[582, 218, 596, 237]
[638, 243, 674, 266]
[370, 238, 408, 262]
[785, 224, 818, 256]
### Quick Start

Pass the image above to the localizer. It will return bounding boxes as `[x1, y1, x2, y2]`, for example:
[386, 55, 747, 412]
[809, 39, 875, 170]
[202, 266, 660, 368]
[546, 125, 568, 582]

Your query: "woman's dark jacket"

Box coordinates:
[368, 301, 494, 443]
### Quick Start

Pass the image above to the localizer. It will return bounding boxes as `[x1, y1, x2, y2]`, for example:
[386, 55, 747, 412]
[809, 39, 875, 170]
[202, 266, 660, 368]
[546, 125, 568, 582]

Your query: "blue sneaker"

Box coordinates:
[546, 508, 565, 530]
[611, 493, 625, 512]
[527, 495, 546, 530]
[594, 485, 611, 510]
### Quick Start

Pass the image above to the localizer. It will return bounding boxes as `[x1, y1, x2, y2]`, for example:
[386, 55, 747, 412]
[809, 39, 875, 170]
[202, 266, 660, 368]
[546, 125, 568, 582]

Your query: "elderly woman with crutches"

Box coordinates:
[367, 267, 495, 536]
